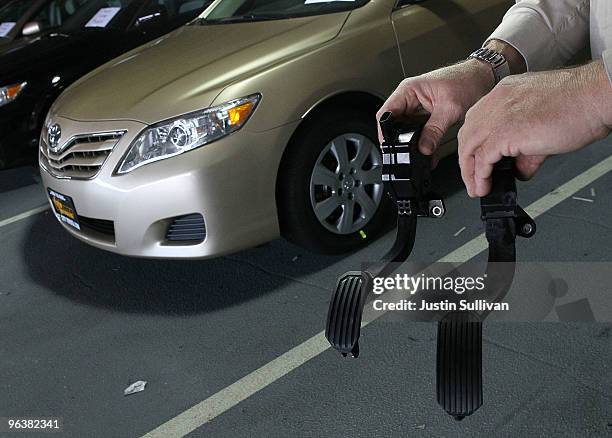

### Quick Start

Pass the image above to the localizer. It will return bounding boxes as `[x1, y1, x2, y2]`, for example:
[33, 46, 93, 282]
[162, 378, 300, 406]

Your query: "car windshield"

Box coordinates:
[0, 0, 36, 38]
[201, 0, 368, 23]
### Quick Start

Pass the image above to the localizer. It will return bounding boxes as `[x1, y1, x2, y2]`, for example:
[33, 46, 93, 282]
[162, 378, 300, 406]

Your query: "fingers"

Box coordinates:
[431, 150, 441, 169]
[459, 164, 475, 196]
[473, 147, 500, 197]
[461, 131, 545, 195]
[458, 119, 479, 197]
[418, 110, 453, 155]
[376, 82, 421, 144]
[377, 86, 455, 157]
[466, 150, 543, 195]
[458, 100, 499, 197]
[458, 127, 476, 197]
[458, 113, 502, 197]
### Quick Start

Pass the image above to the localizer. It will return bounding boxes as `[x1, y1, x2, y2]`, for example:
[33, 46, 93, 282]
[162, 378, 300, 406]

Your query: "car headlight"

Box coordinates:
[0, 82, 27, 107]
[116, 94, 261, 174]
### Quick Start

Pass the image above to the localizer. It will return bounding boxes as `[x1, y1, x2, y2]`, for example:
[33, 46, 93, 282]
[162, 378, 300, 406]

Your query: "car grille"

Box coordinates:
[40, 131, 125, 179]
[165, 214, 206, 244]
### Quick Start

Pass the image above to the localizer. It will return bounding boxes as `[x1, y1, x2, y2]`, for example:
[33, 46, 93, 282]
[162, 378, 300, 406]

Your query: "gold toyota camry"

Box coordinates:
[39, 0, 511, 259]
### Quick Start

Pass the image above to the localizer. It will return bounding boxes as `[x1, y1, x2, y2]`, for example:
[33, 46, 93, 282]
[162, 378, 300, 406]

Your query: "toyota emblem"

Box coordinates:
[48, 124, 62, 150]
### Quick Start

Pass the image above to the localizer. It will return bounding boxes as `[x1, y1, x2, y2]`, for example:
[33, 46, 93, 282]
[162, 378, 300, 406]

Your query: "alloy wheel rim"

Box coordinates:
[309, 133, 383, 235]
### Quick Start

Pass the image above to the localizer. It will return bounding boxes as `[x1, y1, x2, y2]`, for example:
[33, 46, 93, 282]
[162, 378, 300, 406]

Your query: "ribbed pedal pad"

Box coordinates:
[436, 312, 483, 420]
[325, 271, 372, 358]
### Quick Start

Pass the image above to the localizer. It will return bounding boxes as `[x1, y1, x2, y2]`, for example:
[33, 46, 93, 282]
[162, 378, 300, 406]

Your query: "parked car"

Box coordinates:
[0, 0, 211, 168]
[40, 0, 513, 258]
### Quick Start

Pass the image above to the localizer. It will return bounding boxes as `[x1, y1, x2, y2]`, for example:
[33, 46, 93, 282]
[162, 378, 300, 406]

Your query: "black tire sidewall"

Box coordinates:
[278, 108, 392, 254]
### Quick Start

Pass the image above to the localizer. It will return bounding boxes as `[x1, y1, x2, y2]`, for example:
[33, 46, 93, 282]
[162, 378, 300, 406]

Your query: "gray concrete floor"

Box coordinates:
[0, 139, 610, 438]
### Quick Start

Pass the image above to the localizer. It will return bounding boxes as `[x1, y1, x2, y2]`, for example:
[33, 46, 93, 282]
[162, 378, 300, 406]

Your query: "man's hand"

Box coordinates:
[458, 60, 612, 197]
[376, 59, 495, 156]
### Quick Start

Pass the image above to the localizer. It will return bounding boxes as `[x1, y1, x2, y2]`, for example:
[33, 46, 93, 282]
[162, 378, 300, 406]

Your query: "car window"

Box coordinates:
[136, 0, 208, 22]
[30, 0, 95, 31]
[59, 0, 137, 32]
[0, 0, 36, 37]
[175, 0, 208, 15]
[0, 0, 36, 21]
[202, 0, 368, 23]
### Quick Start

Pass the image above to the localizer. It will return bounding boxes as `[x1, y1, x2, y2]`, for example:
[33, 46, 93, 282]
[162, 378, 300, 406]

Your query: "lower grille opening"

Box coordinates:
[78, 216, 115, 239]
[165, 214, 206, 244]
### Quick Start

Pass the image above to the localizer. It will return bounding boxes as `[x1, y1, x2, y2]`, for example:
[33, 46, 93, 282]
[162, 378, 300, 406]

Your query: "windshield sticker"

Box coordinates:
[84, 7, 121, 28]
[304, 0, 354, 3]
[0, 22, 15, 37]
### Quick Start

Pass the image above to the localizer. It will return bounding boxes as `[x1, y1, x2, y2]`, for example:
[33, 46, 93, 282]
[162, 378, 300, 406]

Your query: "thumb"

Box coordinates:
[418, 110, 454, 155]
[516, 155, 547, 180]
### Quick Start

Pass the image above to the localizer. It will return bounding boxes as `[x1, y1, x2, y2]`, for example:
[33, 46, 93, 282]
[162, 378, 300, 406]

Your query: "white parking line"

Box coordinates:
[0, 205, 49, 228]
[141, 154, 612, 438]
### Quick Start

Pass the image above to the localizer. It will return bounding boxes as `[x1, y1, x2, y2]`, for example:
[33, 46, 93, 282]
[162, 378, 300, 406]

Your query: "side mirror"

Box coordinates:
[22, 21, 41, 36]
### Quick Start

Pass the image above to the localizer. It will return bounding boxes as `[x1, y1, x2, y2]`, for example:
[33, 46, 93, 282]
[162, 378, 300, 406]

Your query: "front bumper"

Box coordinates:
[40, 116, 298, 259]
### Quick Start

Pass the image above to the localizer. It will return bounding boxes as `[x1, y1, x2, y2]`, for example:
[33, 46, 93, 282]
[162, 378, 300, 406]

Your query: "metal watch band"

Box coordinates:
[469, 47, 511, 84]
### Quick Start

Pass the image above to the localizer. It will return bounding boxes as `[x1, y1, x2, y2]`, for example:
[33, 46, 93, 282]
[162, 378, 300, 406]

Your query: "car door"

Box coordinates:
[390, 0, 513, 147]
[391, 0, 514, 77]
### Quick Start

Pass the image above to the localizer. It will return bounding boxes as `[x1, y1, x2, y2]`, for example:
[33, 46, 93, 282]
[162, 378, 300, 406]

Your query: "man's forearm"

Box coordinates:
[579, 60, 612, 130]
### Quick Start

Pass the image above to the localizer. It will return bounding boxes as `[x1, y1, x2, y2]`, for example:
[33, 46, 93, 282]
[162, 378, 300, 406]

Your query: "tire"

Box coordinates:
[277, 107, 393, 254]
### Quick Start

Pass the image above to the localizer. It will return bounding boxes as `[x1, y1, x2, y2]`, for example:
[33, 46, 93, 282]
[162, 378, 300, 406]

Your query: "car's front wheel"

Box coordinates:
[277, 108, 392, 254]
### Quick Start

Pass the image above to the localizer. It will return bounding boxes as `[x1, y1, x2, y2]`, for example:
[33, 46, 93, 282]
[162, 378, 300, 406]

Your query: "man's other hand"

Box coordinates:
[458, 60, 612, 197]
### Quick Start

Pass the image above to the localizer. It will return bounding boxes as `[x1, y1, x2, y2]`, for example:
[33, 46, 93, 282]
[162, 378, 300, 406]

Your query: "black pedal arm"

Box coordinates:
[325, 112, 445, 357]
[436, 157, 537, 421]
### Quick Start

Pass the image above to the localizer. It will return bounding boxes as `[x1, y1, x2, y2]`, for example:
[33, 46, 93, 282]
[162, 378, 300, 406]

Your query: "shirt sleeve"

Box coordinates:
[603, 49, 612, 86]
[485, 0, 590, 71]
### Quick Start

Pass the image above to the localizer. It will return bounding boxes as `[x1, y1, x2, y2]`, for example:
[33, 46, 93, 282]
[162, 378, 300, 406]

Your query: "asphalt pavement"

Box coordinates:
[0, 138, 610, 438]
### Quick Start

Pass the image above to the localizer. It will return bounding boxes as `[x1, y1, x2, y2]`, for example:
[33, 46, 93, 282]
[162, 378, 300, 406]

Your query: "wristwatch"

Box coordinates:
[468, 47, 511, 84]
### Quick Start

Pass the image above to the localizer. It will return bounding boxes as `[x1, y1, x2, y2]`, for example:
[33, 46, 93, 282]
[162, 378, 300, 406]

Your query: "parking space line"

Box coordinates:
[0, 205, 49, 228]
[141, 154, 612, 438]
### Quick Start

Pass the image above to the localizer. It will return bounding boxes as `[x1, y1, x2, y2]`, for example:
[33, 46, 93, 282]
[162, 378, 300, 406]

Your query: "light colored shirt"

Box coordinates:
[486, 0, 612, 83]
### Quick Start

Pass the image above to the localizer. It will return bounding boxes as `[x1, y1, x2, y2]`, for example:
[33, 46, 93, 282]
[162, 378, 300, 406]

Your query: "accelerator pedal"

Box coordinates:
[436, 312, 483, 421]
[325, 271, 374, 358]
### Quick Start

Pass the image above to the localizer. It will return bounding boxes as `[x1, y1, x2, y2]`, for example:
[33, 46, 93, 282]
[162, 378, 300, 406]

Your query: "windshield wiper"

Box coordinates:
[200, 14, 283, 24]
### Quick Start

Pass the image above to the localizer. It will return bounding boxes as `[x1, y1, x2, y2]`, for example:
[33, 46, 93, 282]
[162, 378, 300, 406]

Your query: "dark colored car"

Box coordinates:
[0, 0, 210, 168]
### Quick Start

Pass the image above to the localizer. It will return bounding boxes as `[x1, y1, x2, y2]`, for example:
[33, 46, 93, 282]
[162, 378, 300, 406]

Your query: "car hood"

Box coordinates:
[54, 13, 349, 124]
